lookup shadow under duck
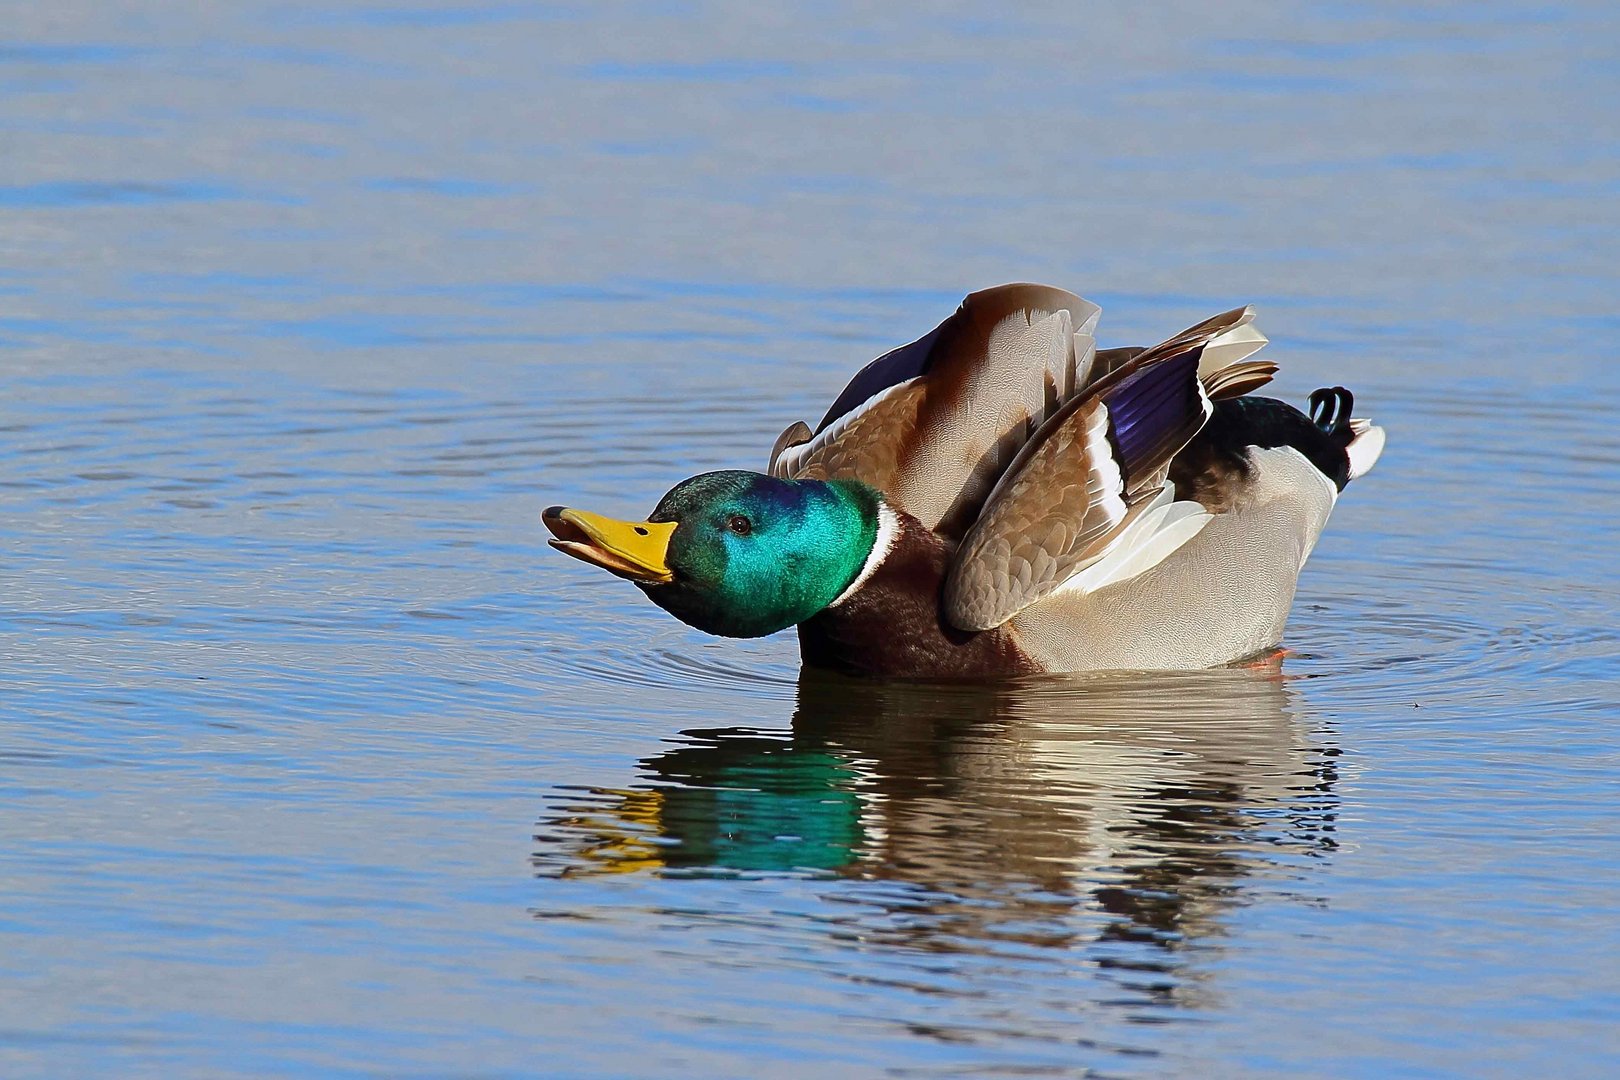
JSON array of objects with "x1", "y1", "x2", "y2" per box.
[{"x1": 544, "y1": 284, "x2": 1385, "y2": 677}]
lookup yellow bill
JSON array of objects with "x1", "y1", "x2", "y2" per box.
[{"x1": 542, "y1": 506, "x2": 676, "y2": 584}]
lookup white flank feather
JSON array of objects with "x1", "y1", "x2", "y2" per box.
[
  {"x1": 1093, "y1": 502, "x2": 1213, "y2": 587},
  {"x1": 1054, "y1": 484, "x2": 1213, "y2": 598}
]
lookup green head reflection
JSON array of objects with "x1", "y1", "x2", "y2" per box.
[{"x1": 550, "y1": 732, "x2": 867, "y2": 877}]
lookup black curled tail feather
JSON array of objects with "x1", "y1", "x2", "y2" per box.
[{"x1": 1308, "y1": 386, "x2": 1355, "y2": 443}]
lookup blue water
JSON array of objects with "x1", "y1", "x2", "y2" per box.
[{"x1": 2, "y1": 2, "x2": 1618, "y2": 1076}]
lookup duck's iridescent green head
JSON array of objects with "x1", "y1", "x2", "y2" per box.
[{"x1": 543, "y1": 471, "x2": 880, "y2": 638}]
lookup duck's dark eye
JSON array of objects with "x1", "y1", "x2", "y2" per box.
[{"x1": 726, "y1": 514, "x2": 752, "y2": 536}]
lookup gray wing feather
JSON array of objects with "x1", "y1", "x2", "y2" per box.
[{"x1": 944, "y1": 314, "x2": 1242, "y2": 632}]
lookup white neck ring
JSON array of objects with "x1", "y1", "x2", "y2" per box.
[{"x1": 828, "y1": 502, "x2": 899, "y2": 608}]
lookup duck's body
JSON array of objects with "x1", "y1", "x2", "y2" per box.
[
  {"x1": 795, "y1": 417, "x2": 1341, "y2": 679},
  {"x1": 545, "y1": 284, "x2": 1385, "y2": 678}
]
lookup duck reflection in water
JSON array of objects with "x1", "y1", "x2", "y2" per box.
[{"x1": 537, "y1": 660, "x2": 1339, "y2": 999}]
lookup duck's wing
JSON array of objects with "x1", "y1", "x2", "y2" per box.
[
  {"x1": 769, "y1": 284, "x2": 1101, "y2": 540},
  {"x1": 943, "y1": 309, "x2": 1261, "y2": 632},
  {"x1": 1089, "y1": 307, "x2": 1276, "y2": 399}
]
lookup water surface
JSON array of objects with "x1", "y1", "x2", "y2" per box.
[{"x1": 2, "y1": 2, "x2": 1618, "y2": 1076}]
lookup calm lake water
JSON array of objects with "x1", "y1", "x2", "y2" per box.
[{"x1": 3, "y1": 2, "x2": 1618, "y2": 1077}]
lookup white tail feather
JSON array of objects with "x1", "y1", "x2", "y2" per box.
[{"x1": 1346, "y1": 424, "x2": 1386, "y2": 480}]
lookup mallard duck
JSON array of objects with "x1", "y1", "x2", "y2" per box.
[{"x1": 544, "y1": 284, "x2": 1385, "y2": 677}]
